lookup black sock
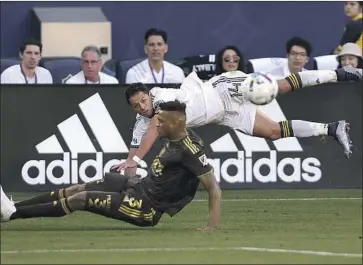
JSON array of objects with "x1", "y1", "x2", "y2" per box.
[
  {"x1": 15, "y1": 189, "x2": 66, "y2": 207},
  {"x1": 10, "y1": 198, "x2": 72, "y2": 220},
  {"x1": 284, "y1": 73, "x2": 303, "y2": 91},
  {"x1": 278, "y1": 121, "x2": 295, "y2": 138}
]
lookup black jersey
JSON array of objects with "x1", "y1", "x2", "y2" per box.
[{"x1": 141, "y1": 129, "x2": 212, "y2": 216}]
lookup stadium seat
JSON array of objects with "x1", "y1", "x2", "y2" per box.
[
  {"x1": 175, "y1": 54, "x2": 216, "y2": 81},
  {"x1": 1, "y1": 58, "x2": 21, "y2": 74},
  {"x1": 41, "y1": 57, "x2": 81, "y2": 84},
  {"x1": 246, "y1": 57, "x2": 287, "y2": 74},
  {"x1": 313, "y1": 55, "x2": 339, "y2": 70},
  {"x1": 103, "y1": 59, "x2": 119, "y2": 76},
  {"x1": 117, "y1": 58, "x2": 144, "y2": 84}
]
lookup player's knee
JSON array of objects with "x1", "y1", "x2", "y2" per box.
[
  {"x1": 65, "y1": 184, "x2": 86, "y2": 197},
  {"x1": 67, "y1": 191, "x2": 88, "y2": 211}
]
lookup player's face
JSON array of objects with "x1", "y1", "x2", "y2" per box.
[
  {"x1": 81, "y1": 51, "x2": 102, "y2": 80},
  {"x1": 145, "y1": 35, "x2": 168, "y2": 62},
  {"x1": 287, "y1": 46, "x2": 308, "y2": 71},
  {"x1": 340, "y1": 55, "x2": 359, "y2": 67},
  {"x1": 155, "y1": 111, "x2": 175, "y2": 137},
  {"x1": 344, "y1": 1, "x2": 362, "y2": 18},
  {"x1": 20, "y1": 45, "x2": 41, "y2": 70},
  {"x1": 129, "y1": 91, "x2": 153, "y2": 117},
  {"x1": 222, "y1": 49, "x2": 240, "y2": 72}
]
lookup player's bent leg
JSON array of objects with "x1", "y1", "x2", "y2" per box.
[
  {"x1": 84, "y1": 173, "x2": 137, "y2": 193},
  {"x1": 82, "y1": 190, "x2": 162, "y2": 227},
  {"x1": 14, "y1": 186, "x2": 75, "y2": 208},
  {"x1": 252, "y1": 109, "x2": 281, "y2": 140},
  {"x1": 14, "y1": 173, "x2": 133, "y2": 208}
]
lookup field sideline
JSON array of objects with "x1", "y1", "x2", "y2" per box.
[{"x1": 1, "y1": 189, "x2": 362, "y2": 264}]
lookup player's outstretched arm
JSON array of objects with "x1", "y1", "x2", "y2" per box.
[
  {"x1": 132, "y1": 116, "x2": 159, "y2": 161},
  {"x1": 198, "y1": 170, "x2": 221, "y2": 231},
  {"x1": 277, "y1": 67, "x2": 362, "y2": 94},
  {"x1": 114, "y1": 116, "x2": 159, "y2": 173}
]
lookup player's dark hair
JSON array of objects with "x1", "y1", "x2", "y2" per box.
[
  {"x1": 158, "y1": 100, "x2": 186, "y2": 114},
  {"x1": 144, "y1": 28, "x2": 168, "y2": 44},
  {"x1": 19, "y1": 38, "x2": 43, "y2": 54},
  {"x1": 215, "y1": 45, "x2": 245, "y2": 75},
  {"x1": 358, "y1": 1, "x2": 363, "y2": 7},
  {"x1": 286, "y1": 37, "x2": 312, "y2": 56},
  {"x1": 125, "y1": 83, "x2": 150, "y2": 105}
]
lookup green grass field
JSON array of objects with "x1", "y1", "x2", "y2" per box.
[{"x1": 1, "y1": 189, "x2": 362, "y2": 264}]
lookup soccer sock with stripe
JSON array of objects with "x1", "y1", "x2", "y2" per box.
[
  {"x1": 10, "y1": 198, "x2": 73, "y2": 220},
  {"x1": 285, "y1": 70, "x2": 337, "y2": 91},
  {"x1": 14, "y1": 188, "x2": 66, "y2": 207},
  {"x1": 279, "y1": 120, "x2": 337, "y2": 138}
]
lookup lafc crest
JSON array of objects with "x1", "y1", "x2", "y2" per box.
[{"x1": 198, "y1": 154, "x2": 209, "y2": 166}]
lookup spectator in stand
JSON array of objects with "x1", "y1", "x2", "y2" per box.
[
  {"x1": 337, "y1": 42, "x2": 363, "y2": 68},
  {"x1": 65, "y1": 45, "x2": 118, "y2": 84},
  {"x1": 1, "y1": 38, "x2": 53, "y2": 84},
  {"x1": 334, "y1": 1, "x2": 362, "y2": 54},
  {"x1": 270, "y1": 37, "x2": 311, "y2": 78},
  {"x1": 125, "y1": 28, "x2": 185, "y2": 84},
  {"x1": 215, "y1": 45, "x2": 245, "y2": 75}
]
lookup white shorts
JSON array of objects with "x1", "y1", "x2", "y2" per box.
[
  {"x1": 217, "y1": 100, "x2": 257, "y2": 135},
  {"x1": 181, "y1": 72, "x2": 225, "y2": 128}
]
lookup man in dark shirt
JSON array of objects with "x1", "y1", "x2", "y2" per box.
[{"x1": 1, "y1": 101, "x2": 221, "y2": 231}]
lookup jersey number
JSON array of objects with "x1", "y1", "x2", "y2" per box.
[{"x1": 151, "y1": 157, "x2": 164, "y2": 177}]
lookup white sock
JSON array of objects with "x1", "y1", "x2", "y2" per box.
[
  {"x1": 298, "y1": 70, "x2": 337, "y2": 87},
  {"x1": 291, "y1": 120, "x2": 328, "y2": 137}
]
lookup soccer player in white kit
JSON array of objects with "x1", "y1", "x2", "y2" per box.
[{"x1": 114, "y1": 67, "x2": 362, "y2": 175}]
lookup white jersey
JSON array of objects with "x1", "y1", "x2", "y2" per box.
[
  {"x1": 207, "y1": 71, "x2": 258, "y2": 135},
  {"x1": 125, "y1": 59, "x2": 185, "y2": 84},
  {"x1": 130, "y1": 71, "x2": 225, "y2": 148},
  {"x1": 207, "y1": 71, "x2": 249, "y2": 114},
  {"x1": 1, "y1": 65, "x2": 53, "y2": 84},
  {"x1": 65, "y1": 71, "x2": 119, "y2": 84}
]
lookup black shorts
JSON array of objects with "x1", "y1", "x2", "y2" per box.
[{"x1": 84, "y1": 173, "x2": 163, "y2": 227}]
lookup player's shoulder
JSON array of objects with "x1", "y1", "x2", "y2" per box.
[{"x1": 181, "y1": 129, "x2": 205, "y2": 155}]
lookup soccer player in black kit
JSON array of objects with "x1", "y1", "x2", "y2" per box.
[{"x1": 1, "y1": 101, "x2": 221, "y2": 231}]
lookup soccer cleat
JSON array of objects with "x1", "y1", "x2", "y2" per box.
[
  {"x1": 329, "y1": 121, "x2": 353, "y2": 159},
  {"x1": 335, "y1": 67, "x2": 362, "y2": 82},
  {"x1": 0, "y1": 185, "x2": 16, "y2": 222}
]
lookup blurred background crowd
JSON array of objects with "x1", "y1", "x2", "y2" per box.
[{"x1": 0, "y1": 1, "x2": 362, "y2": 85}]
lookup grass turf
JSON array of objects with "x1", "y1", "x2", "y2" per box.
[{"x1": 1, "y1": 189, "x2": 362, "y2": 264}]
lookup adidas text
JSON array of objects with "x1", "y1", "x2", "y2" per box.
[
  {"x1": 208, "y1": 151, "x2": 322, "y2": 183},
  {"x1": 21, "y1": 152, "x2": 148, "y2": 185}
]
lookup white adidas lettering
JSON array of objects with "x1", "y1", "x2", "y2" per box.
[
  {"x1": 22, "y1": 93, "x2": 149, "y2": 185},
  {"x1": 209, "y1": 100, "x2": 322, "y2": 184}
]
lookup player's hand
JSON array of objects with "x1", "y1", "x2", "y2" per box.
[
  {"x1": 196, "y1": 226, "x2": 218, "y2": 232},
  {"x1": 112, "y1": 159, "x2": 137, "y2": 172}
]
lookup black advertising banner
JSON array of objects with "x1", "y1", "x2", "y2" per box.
[{"x1": 0, "y1": 83, "x2": 362, "y2": 191}]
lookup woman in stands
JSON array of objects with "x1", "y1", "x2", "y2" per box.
[
  {"x1": 215, "y1": 45, "x2": 245, "y2": 75},
  {"x1": 334, "y1": 1, "x2": 362, "y2": 54},
  {"x1": 337, "y1": 43, "x2": 363, "y2": 68}
]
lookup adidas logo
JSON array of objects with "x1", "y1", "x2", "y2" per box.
[
  {"x1": 21, "y1": 93, "x2": 148, "y2": 186},
  {"x1": 206, "y1": 100, "x2": 322, "y2": 184}
]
